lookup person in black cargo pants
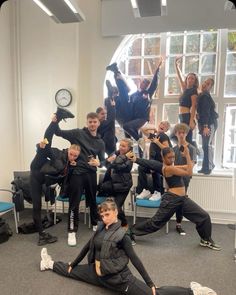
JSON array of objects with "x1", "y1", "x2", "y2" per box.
[{"x1": 53, "y1": 111, "x2": 105, "y2": 246}]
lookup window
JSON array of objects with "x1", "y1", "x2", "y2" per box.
[
  {"x1": 166, "y1": 31, "x2": 218, "y2": 95},
  {"x1": 225, "y1": 31, "x2": 236, "y2": 97},
  {"x1": 106, "y1": 29, "x2": 236, "y2": 169}
]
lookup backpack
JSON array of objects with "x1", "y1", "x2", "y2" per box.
[{"x1": 0, "y1": 218, "x2": 13, "y2": 244}]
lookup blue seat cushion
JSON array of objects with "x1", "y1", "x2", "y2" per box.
[
  {"x1": 136, "y1": 198, "x2": 161, "y2": 208},
  {"x1": 56, "y1": 195, "x2": 69, "y2": 202},
  {"x1": 56, "y1": 194, "x2": 86, "y2": 203},
  {"x1": 96, "y1": 195, "x2": 107, "y2": 204},
  {"x1": 0, "y1": 202, "x2": 14, "y2": 213}
]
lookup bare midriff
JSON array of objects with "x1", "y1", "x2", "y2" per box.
[
  {"x1": 179, "y1": 106, "x2": 190, "y2": 114},
  {"x1": 168, "y1": 187, "x2": 186, "y2": 196}
]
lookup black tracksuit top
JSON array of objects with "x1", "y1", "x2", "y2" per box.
[{"x1": 55, "y1": 126, "x2": 105, "y2": 174}]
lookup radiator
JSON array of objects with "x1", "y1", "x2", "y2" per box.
[
  {"x1": 130, "y1": 173, "x2": 236, "y2": 224},
  {"x1": 37, "y1": 173, "x2": 236, "y2": 224}
]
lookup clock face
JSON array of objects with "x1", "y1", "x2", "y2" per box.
[{"x1": 55, "y1": 89, "x2": 72, "y2": 107}]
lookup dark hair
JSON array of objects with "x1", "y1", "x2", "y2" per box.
[
  {"x1": 96, "y1": 107, "x2": 104, "y2": 114},
  {"x1": 98, "y1": 198, "x2": 117, "y2": 213},
  {"x1": 207, "y1": 78, "x2": 215, "y2": 88},
  {"x1": 185, "y1": 72, "x2": 199, "y2": 89},
  {"x1": 87, "y1": 112, "x2": 99, "y2": 120},
  {"x1": 161, "y1": 147, "x2": 174, "y2": 158}
]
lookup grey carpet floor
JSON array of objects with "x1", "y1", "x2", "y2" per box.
[{"x1": 0, "y1": 209, "x2": 235, "y2": 295}]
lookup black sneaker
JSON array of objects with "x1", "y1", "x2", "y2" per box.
[
  {"x1": 106, "y1": 62, "x2": 119, "y2": 73},
  {"x1": 56, "y1": 107, "x2": 75, "y2": 122},
  {"x1": 200, "y1": 238, "x2": 221, "y2": 251},
  {"x1": 38, "y1": 232, "x2": 58, "y2": 246},
  {"x1": 176, "y1": 225, "x2": 186, "y2": 236},
  {"x1": 198, "y1": 169, "x2": 212, "y2": 175},
  {"x1": 127, "y1": 228, "x2": 136, "y2": 246}
]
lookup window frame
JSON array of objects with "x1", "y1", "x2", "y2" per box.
[{"x1": 105, "y1": 29, "x2": 236, "y2": 169}]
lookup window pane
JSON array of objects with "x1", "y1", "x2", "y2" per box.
[
  {"x1": 186, "y1": 34, "x2": 200, "y2": 53},
  {"x1": 185, "y1": 56, "x2": 199, "y2": 74},
  {"x1": 167, "y1": 77, "x2": 181, "y2": 95},
  {"x1": 168, "y1": 56, "x2": 182, "y2": 75},
  {"x1": 202, "y1": 33, "x2": 217, "y2": 52},
  {"x1": 226, "y1": 53, "x2": 236, "y2": 72},
  {"x1": 169, "y1": 35, "x2": 184, "y2": 54},
  {"x1": 225, "y1": 74, "x2": 236, "y2": 96},
  {"x1": 144, "y1": 37, "x2": 160, "y2": 55},
  {"x1": 128, "y1": 38, "x2": 142, "y2": 56},
  {"x1": 228, "y1": 32, "x2": 236, "y2": 51},
  {"x1": 144, "y1": 58, "x2": 160, "y2": 75},
  {"x1": 200, "y1": 54, "x2": 216, "y2": 73},
  {"x1": 223, "y1": 105, "x2": 236, "y2": 167},
  {"x1": 118, "y1": 60, "x2": 125, "y2": 74},
  {"x1": 163, "y1": 104, "x2": 179, "y2": 125},
  {"x1": 128, "y1": 59, "x2": 141, "y2": 75}
]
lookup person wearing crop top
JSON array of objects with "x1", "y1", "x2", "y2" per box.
[
  {"x1": 39, "y1": 198, "x2": 217, "y2": 295},
  {"x1": 126, "y1": 147, "x2": 221, "y2": 251},
  {"x1": 175, "y1": 56, "x2": 199, "y2": 145}
]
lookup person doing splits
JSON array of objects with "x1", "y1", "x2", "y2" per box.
[
  {"x1": 126, "y1": 147, "x2": 221, "y2": 251},
  {"x1": 39, "y1": 199, "x2": 217, "y2": 295}
]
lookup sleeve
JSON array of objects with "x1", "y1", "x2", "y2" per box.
[
  {"x1": 159, "y1": 133, "x2": 169, "y2": 144},
  {"x1": 97, "y1": 141, "x2": 106, "y2": 167},
  {"x1": 70, "y1": 240, "x2": 90, "y2": 268},
  {"x1": 55, "y1": 125, "x2": 80, "y2": 144},
  {"x1": 121, "y1": 235, "x2": 155, "y2": 288},
  {"x1": 199, "y1": 94, "x2": 211, "y2": 126},
  {"x1": 136, "y1": 158, "x2": 163, "y2": 174},
  {"x1": 147, "y1": 69, "x2": 159, "y2": 99},
  {"x1": 149, "y1": 143, "x2": 158, "y2": 160},
  {"x1": 110, "y1": 155, "x2": 132, "y2": 172},
  {"x1": 106, "y1": 102, "x2": 116, "y2": 122}
]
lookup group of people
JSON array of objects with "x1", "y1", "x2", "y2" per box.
[{"x1": 27, "y1": 59, "x2": 220, "y2": 294}]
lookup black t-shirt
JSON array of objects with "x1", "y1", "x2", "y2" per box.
[
  {"x1": 179, "y1": 87, "x2": 198, "y2": 108},
  {"x1": 149, "y1": 133, "x2": 172, "y2": 162}
]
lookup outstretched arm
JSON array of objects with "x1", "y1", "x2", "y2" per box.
[
  {"x1": 69, "y1": 240, "x2": 90, "y2": 269},
  {"x1": 148, "y1": 57, "x2": 163, "y2": 98},
  {"x1": 122, "y1": 235, "x2": 156, "y2": 288},
  {"x1": 164, "y1": 146, "x2": 193, "y2": 177},
  {"x1": 126, "y1": 151, "x2": 163, "y2": 174},
  {"x1": 52, "y1": 115, "x2": 79, "y2": 144},
  {"x1": 175, "y1": 56, "x2": 186, "y2": 91}
]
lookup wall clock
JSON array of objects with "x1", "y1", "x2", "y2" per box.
[{"x1": 55, "y1": 89, "x2": 72, "y2": 107}]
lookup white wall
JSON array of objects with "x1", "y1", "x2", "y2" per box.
[
  {"x1": 0, "y1": 2, "x2": 17, "y2": 194},
  {"x1": 12, "y1": 0, "x2": 122, "y2": 172},
  {"x1": 102, "y1": 0, "x2": 236, "y2": 36}
]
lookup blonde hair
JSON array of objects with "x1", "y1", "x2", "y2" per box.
[
  {"x1": 120, "y1": 138, "x2": 133, "y2": 151},
  {"x1": 173, "y1": 123, "x2": 190, "y2": 134},
  {"x1": 98, "y1": 198, "x2": 117, "y2": 213},
  {"x1": 160, "y1": 120, "x2": 171, "y2": 131},
  {"x1": 69, "y1": 144, "x2": 81, "y2": 151}
]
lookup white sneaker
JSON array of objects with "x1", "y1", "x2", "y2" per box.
[
  {"x1": 92, "y1": 225, "x2": 97, "y2": 232},
  {"x1": 149, "y1": 191, "x2": 161, "y2": 201},
  {"x1": 68, "y1": 232, "x2": 76, "y2": 246},
  {"x1": 136, "y1": 189, "x2": 151, "y2": 199},
  {"x1": 190, "y1": 282, "x2": 217, "y2": 295},
  {"x1": 40, "y1": 248, "x2": 53, "y2": 271}
]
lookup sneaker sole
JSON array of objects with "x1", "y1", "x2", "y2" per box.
[
  {"x1": 199, "y1": 242, "x2": 221, "y2": 251},
  {"x1": 38, "y1": 238, "x2": 58, "y2": 246}
]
